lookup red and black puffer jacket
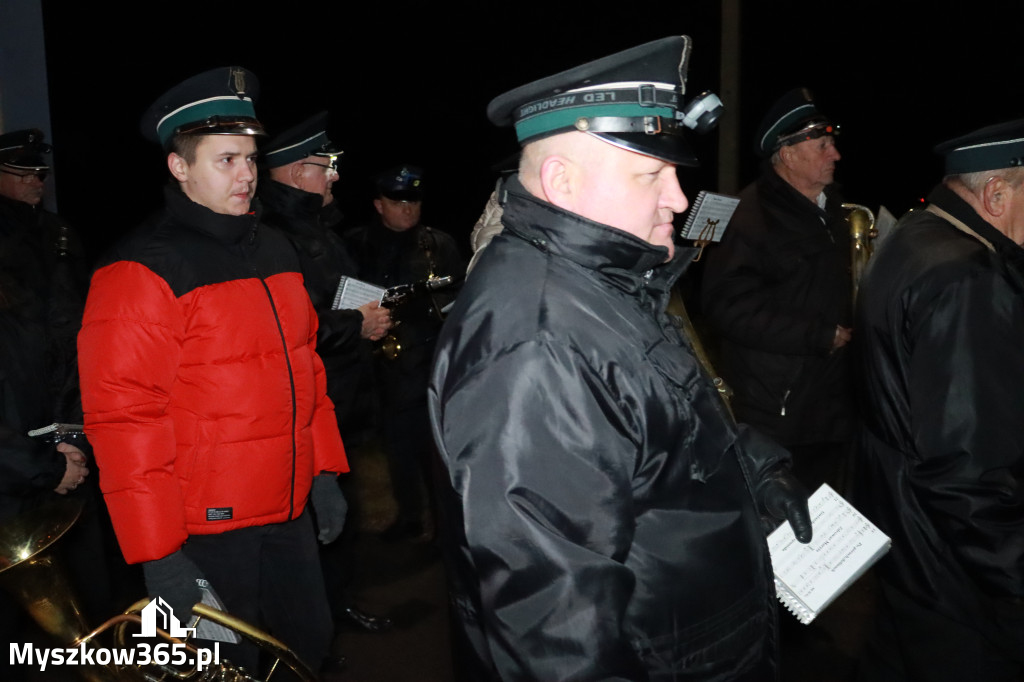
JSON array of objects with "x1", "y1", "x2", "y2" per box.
[{"x1": 79, "y1": 186, "x2": 347, "y2": 564}]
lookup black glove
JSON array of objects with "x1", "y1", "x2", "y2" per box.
[
  {"x1": 142, "y1": 549, "x2": 204, "y2": 624},
  {"x1": 756, "y1": 465, "x2": 813, "y2": 543},
  {"x1": 311, "y1": 473, "x2": 348, "y2": 544}
]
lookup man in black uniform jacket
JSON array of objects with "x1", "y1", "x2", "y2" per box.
[
  {"x1": 428, "y1": 36, "x2": 812, "y2": 681},
  {"x1": 855, "y1": 119, "x2": 1024, "y2": 681},
  {"x1": 345, "y1": 165, "x2": 463, "y2": 542},
  {"x1": 259, "y1": 112, "x2": 392, "y2": 635},
  {"x1": 701, "y1": 88, "x2": 854, "y2": 492},
  {"x1": 0, "y1": 128, "x2": 101, "y2": 682}
]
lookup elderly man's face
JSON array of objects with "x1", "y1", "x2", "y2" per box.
[
  {"x1": 785, "y1": 135, "x2": 841, "y2": 193},
  {"x1": 169, "y1": 135, "x2": 258, "y2": 216},
  {"x1": 998, "y1": 176, "x2": 1024, "y2": 246},
  {"x1": 568, "y1": 140, "x2": 689, "y2": 260},
  {"x1": 0, "y1": 167, "x2": 45, "y2": 206},
  {"x1": 295, "y1": 155, "x2": 339, "y2": 207}
]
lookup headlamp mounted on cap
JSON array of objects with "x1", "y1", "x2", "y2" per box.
[
  {"x1": 775, "y1": 118, "x2": 839, "y2": 149},
  {"x1": 755, "y1": 88, "x2": 839, "y2": 158},
  {"x1": 680, "y1": 91, "x2": 724, "y2": 134},
  {"x1": 564, "y1": 87, "x2": 723, "y2": 138},
  {"x1": 488, "y1": 36, "x2": 721, "y2": 167}
]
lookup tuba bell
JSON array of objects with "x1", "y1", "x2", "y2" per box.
[
  {"x1": 842, "y1": 203, "x2": 878, "y2": 303},
  {"x1": 0, "y1": 499, "x2": 316, "y2": 681}
]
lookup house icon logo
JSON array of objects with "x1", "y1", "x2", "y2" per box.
[{"x1": 134, "y1": 597, "x2": 196, "y2": 638}]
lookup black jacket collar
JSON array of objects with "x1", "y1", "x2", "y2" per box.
[
  {"x1": 259, "y1": 180, "x2": 321, "y2": 222},
  {"x1": 0, "y1": 193, "x2": 39, "y2": 232},
  {"x1": 928, "y1": 183, "x2": 1024, "y2": 260},
  {"x1": 760, "y1": 162, "x2": 836, "y2": 219},
  {"x1": 164, "y1": 184, "x2": 260, "y2": 246},
  {"x1": 500, "y1": 175, "x2": 691, "y2": 297},
  {"x1": 258, "y1": 180, "x2": 345, "y2": 238}
]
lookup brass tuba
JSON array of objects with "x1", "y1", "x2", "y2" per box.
[
  {"x1": 0, "y1": 499, "x2": 316, "y2": 681},
  {"x1": 842, "y1": 203, "x2": 878, "y2": 303}
]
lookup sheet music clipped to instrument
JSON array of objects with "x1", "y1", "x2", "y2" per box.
[{"x1": 679, "y1": 190, "x2": 740, "y2": 243}]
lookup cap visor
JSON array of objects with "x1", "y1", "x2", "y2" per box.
[{"x1": 594, "y1": 132, "x2": 699, "y2": 167}]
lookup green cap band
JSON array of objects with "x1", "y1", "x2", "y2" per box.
[
  {"x1": 515, "y1": 102, "x2": 676, "y2": 143},
  {"x1": 157, "y1": 96, "x2": 257, "y2": 146}
]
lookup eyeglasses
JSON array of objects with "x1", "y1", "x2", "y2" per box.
[
  {"x1": 0, "y1": 168, "x2": 47, "y2": 183},
  {"x1": 301, "y1": 161, "x2": 338, "y2": 177}
]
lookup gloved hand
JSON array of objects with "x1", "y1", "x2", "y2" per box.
[
  {"x1": 142, "y1": 549, "x2": 204, "y2": 624},
  {"x1": 756, "y1": 465, "x2": 813, "y2": 543},
  {"x1": 311, "y1": 473, "x2": 348, "y2": 544}
]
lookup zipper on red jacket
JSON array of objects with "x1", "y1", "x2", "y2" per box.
[
  {"x1": 244, "y1": 222, "x2": 300, "y2": 519},
  {"x1": 260, "y1": 277, "x2": 299, "y2": 520}
]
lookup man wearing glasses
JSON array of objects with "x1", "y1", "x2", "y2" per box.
[
  {"x1": 0, "y1": 129, "x2": 49, "y2": 207},
  {"x1": 0, "y1": 128, "x2": 90, "y2": 419},
  {"x1": 259, "y1": 112, "x2": 393, "y2": 638},
  {"x1": 0, "y1": 129, "x2": 99, "y2": 675},
  {"x1": 261, "y1": 111, "x2": 391, "y2": 350},
  {"x1": 0, "y1": 129, "x2": 88, "y2": 282}
]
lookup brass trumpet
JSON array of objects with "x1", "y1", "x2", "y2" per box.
[
  {"x1": 0, "y1": 500, "x2": 316, "y2": 681},
  {"x1": 376, "y1": 275, "x2": 455, "y2": 361},
  {"x1": 378, "y1": 333, "x2": 402, "y2": 361}
]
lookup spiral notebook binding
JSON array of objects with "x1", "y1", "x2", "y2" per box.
[{"x1": 774, "y1": 577, "x2": 815, "y2": 625}]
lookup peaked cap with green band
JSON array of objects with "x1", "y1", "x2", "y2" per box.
[
  {"x1": 487, "y1": 36, "x2": 699, "y2": 167},
  {"x1": 755, "y1": 87, "x2": 836, "y2": 158},
  {"x1": 141, "y1": 66, "x2": 265, "y2": 148},
  {"x1": 935, "y1": 118, "x2": 1024, "y2": 175},
  {"x1": 264, "y1": 111, "x2": 342, "y2": 168}
]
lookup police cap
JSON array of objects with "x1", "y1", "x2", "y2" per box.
[{"x1": 376, "y1": 165, "x2": 424, "y2": 201}]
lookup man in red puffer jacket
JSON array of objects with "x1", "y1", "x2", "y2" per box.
[{"x1": 78, "y1": 66, "x2": 348, "y2": 675}]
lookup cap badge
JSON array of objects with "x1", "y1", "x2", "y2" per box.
[{"x1": 230, "y1": 67, "x2": 247, "y2": 98}]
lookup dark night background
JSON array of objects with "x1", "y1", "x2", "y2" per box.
[{"x1": 37, "y1": 1, "x2": 1024, "y2": 261}]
